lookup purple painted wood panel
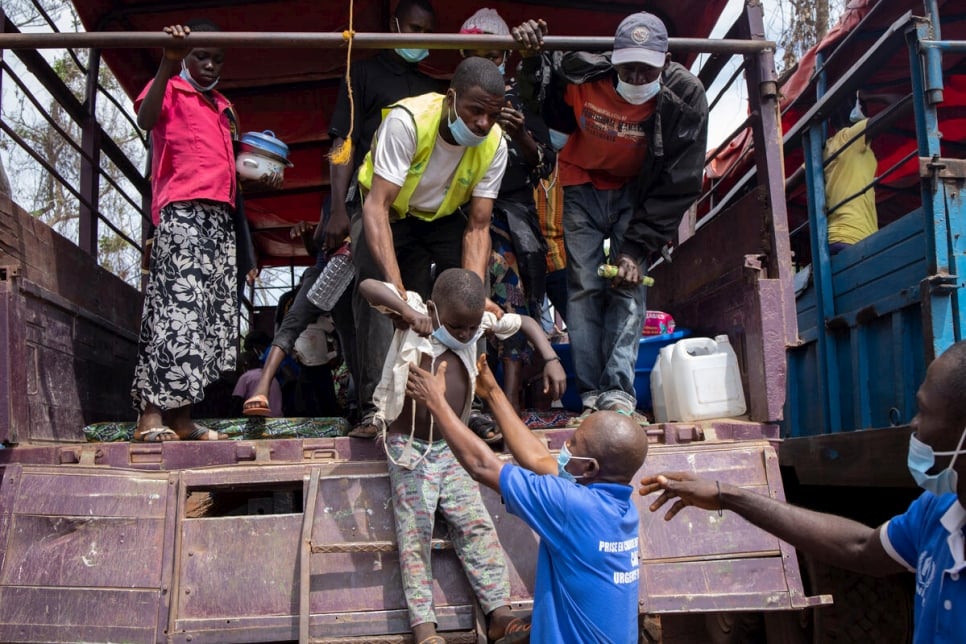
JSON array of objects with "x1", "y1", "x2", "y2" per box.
[
  {"x1": 0, "y1": 587, "x2": 160, "y2": 644},
  {"x1": 644, "y1": 558, "x2": 793, "y2": 613},
  {"x1": 11, "y1": 469, "x2": 168, "y2": 517},
  {"x1": 2, "y1": 515, "x2": 165, "y2": 587}
]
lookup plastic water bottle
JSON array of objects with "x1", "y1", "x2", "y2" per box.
[
  {"x1": 307, "y1": 243, "x2": 354, "y2": 311},
  {"x1": 597, "y1": 264, "x2": 655, "y2": 286}
]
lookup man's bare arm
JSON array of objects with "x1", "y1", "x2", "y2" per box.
[
  {"x1": 641, "y1": 473, "x2": 908, "y2": 577},
  {"x1": 361, "y1": 175, "x2": 405, "y2": 293}
]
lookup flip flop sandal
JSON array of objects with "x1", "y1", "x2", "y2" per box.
[
  {"x1": 468, "y1": 411, "x2": 502, "y2": 444},
  {"x1": 495, "y1": 616, "x2": 532, "y2": 644},
  {"x1": 416, "y1": 637, "x2": 446, "y2": 644},
  {"x1": 347, "y1": 422, "x2": 379, "y2": 439},
  {"x1": 186, "y1": 425, "x2": 228, "y2": 441},
  {"x1": 133, "y1": 427, "x2": 179, "y2": 442},
  {"x1": 242, "y1": 394, "x2": 272, "y2": 417}
]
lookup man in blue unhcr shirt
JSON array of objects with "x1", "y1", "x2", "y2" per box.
[
  {"x1": 406, "y1": 355, "x2": 648, "y2": 643},
  {"x1": 642, "y1": 340, "x2": 966, "y2": 644}
]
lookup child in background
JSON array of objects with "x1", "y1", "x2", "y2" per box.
[
  {"x1": 131, "y1": 21, "x2": 238, "y2": 442},
  {"x1": 358, "y1": 268, "x2": 566, "y2": 644}
]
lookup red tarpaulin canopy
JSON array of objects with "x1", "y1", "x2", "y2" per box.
[{"x1": 70, "y1": 0, "x2": 729, "y2": 266}]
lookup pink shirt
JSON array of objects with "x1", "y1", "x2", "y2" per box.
[{"x1": 135, "y1": 76, "x2": 237, "y2": 225}]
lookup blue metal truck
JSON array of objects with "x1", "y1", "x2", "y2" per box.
[{"x1": 1, "y1": 0, "x2": 962, "y2": 641}]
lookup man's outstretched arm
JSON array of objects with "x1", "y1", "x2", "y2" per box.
[{"x1": 640, "y1": 472, "x2": 907, "y2": 577}]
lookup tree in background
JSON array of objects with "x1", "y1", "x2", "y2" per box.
[
  {"x1": 1, "y1": 0, "x2": 146, "y2": 285},
  {"x1": 777, "y1": 0, "x2": 846, "y2": 74}
]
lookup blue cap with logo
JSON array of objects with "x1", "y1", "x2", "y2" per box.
[{"x1": 611, "y1": 12, "x2": 669, "y2": 68}]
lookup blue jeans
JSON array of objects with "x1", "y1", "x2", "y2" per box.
[{"x1": 563, "y1": 183, "x2": 646, "y2": 410}]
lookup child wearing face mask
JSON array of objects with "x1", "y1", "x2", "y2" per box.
[
  {"x1": 357, "y1": 268, "x2": 565, "y2": 644},
  {"x1": 130, "y1": 20, "x2": 240, "y2": 443}
]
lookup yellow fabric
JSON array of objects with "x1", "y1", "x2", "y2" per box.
[
  {"x1": 535, "y1": 166, "x2": 566, "y2": 272},
  {"x1": 824, "y1": 119, "x2": 878, "y2": 245},
  {"x1": 356, "y1": 93, "x2": 502, "y2": 221}
]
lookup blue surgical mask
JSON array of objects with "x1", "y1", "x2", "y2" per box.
[
  {"x1": 616, "y1": 78, "x2": 660, "y2": 105},
  {"x1": 497, "y1": 60, "x2": 506, "y2": 76},
  {"x1": 907, "y1": 428, "x2": 966, "y2": 496},
  {"x1": 393, "y1": 18, "x2": 429, "y2": 63},
  {"x1": 447, "y1": 92, "x2": 488, "y2": 147},
  {"x1": 180, "y1": 61, "x2": 219, "y2": 92},
  {"x1": 556, "y1": 442, "x2": 598, "y2": 483},
  {"x1": 395, "y1": 47, "x2": 429, "y2": 63},
  {"x1": 548, "y1": 128, "x2": 570, "y2": 151},
  {"x1": 431, "y1": 307, "x2": 483, "y2": 351},
  {"x1": 849, "y1": 96, "x2": 866, "y2": 124}
]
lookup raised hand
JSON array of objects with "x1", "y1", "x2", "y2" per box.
[
  {"x1": 511, "y1": 19, "x2": 548, "y2": 57},
  {"x1": 639, "y1": 472, "x2": 723, "y2": 521}
]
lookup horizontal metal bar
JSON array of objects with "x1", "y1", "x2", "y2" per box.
[
  {"x1": 920, "y1": 39, "x2": 966, "y2": 53},
  {"x1": 0, "y1": 32, "x2": 775, "y2": 54}
]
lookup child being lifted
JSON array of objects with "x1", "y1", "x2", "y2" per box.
[{"x1": 358, "y1": 268, "x2": 566, "y2": 644}]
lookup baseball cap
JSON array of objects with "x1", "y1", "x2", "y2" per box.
[
  {"x1": 459, "y1": 8, "x2": 510, "y2": 36},
  {"x1": 611, "y1": 12, "x2": 668, "y2": 68}
]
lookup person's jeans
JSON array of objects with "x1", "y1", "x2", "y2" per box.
[
  {"x1": 350, "y1": 206, "x2": 466, "y2": 422},
  {"x1": 563, "y1": 183, "x2": 647, "y2": 410},
  {"x1": 272, "y1": 265, "x2": 324, "y2": 353}
]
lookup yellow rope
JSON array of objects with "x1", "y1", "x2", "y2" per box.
[{"x1": 328, "y1": 0, "x2": 356, "y2": 165}]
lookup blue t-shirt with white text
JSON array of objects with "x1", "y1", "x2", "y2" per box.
[{"x1": 500, "y1": 464, "x2": 640, "y2": 643}]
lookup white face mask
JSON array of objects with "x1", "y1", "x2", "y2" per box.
[
  {"x1": 616, "y1": 78, "x2": 660, "y2": 105},
  {"x1": 180, "y1": 60, "x2": 219, "y2": 92},
  {"x1": 431, "y1": 306, "x2": 483, "y2": 351},
  {"x1": 908, "y1": 427, "x2": 966, "y2": 496}
]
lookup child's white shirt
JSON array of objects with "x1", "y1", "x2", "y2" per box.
[{"x1": 370, "y1": 283, "x2": 522, "y2": 433}]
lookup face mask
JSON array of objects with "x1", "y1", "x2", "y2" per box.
[
  {"x1": 180, "y1": 60, "x2": 219, "y2": 92},
  {"x1": 431, "y1": 307, "x2": 483, "y2": 352},
  {"x1": 447, "y1": 92, "x2": 488, "y2": 147},
  {"x1": 907, "y1": 427, "x2": 966, "y2": 496},
  {"x1": 849, "y1": 96, "x2": 866, "y2": 124},
  {"x1": 556, "y1": 442, "x2": 598, "y2": 483},
  {"x1": 616, "y1": 78, "x2": 660, "y2": 105},
  {"x1": 393, "y1": 18, "x2": 429, "y2": 63},
  {"x1": 548, "y1": 128, "x2": 570, "y2": 151},
  {"x1": 497, "y1": 61, "x2": 506, "y2": 76},
  {"x1": 395, "y1": 47, "x2": 429, "y2": 63}
]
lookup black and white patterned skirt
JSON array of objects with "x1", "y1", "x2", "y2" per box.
[{"x1": 131, "y1": 200, "x2": 237, "y2": 411}]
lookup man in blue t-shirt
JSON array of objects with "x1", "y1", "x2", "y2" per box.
[
  {"x1": 641, "y1": 340, "x2": 966, "y2": 644},
  {"x1": 406, "y1": 356, "x2": 648, "y2": 643}
]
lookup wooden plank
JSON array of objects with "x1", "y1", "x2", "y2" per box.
[
  {"x1": 0, "y1": 587, "x2": 159, "y2": 644},
  {"x1": 13, "y1": 470, "x2": 169, "y2": 517},
  {"x1": 643, "y1": 558, "x2": 793, "y2": 613},
  {"x1": 1, "y1": 515, "x2": 166, "y2": 587}
]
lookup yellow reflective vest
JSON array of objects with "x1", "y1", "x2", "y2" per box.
[{"x1": 356, "y1": 92, "x2": 502, "y2": 221}]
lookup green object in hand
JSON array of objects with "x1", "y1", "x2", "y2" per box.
[{"x1": 597, "y1": 264, "x2": 655, "y2": 286}]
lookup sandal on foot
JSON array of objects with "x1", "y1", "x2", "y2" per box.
[
  {"x1": 185, "y1": 425, "x2": 228, "y2": 441},
  {"x1": 468, "y1": 411, "x2": 502, "y2": 444},
  {"x1": 495, "y1": 616, "x2": 532, "y2": 644},
  {"x1": 614, "y1": 407, "x2": 651, "y2": 426},
  {"x1": 348, "y1": 421, "x2": 379, "y2": 439},
  {"x1": 133, "y1": 427, "x2": 179, "y2": 442},
  {"x1": 242, "y1": 394, "x2": 272, "y2": 417}
]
